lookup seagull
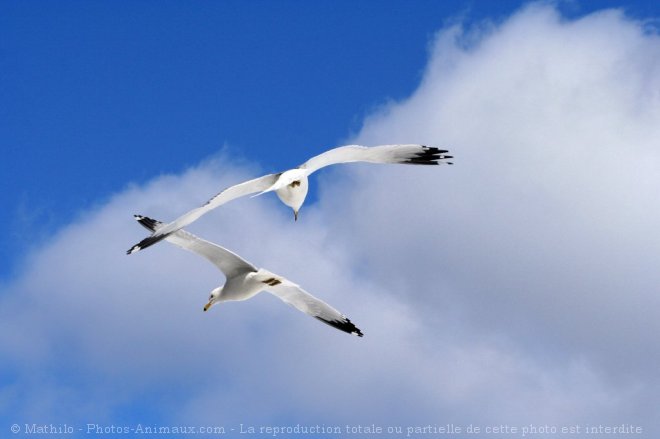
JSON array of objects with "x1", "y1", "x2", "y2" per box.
[
  {"x1": 128, "y1": 144, "x2": 452, "y2": 254},
  {"x1": 134, "y1": 214, "x2": 364, "y2": 337}
]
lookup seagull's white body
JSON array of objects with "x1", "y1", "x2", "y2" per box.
[
  {"x1": 260, "y1": 168, "x2": 310, "y2": 216},
  {"x1": 134, "y1": 215, "x2": 363, "y2": 337},
  {"x1": 128, "y1": 143, "x2": 452, "y2": 254}
]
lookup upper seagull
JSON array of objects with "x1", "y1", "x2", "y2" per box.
[
  {"x1": 134, "y1": 214, "x2": 363, "y2": 337},
  {"x1": 128, "y1": 143, "x2": 452, "y2": 254}
]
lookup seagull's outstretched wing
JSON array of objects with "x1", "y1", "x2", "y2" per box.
[
  {"x1": 299, "y1": 144, "x2": 453, "y2": 174},
  {"x1": 265, "y1": 276, "x2": 364, "y2": 337},
  {"x1": 135, "y1": 215, "x2": 256, "y2": 278},
  {"x1": 127, "y1": 173, "x2": 281, "y2": 255}
]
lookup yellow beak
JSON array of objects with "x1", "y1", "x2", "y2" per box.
[{"x1": 203, "y1": 301, "x2": 213, "y2": 312}]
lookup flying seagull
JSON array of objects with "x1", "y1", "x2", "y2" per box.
[
  {"x1": 134, "y1": 214, "x2": 364, "y2": 337},
  {"x1": 128, "y1": 143, "x2": 452, "y2": 254}
]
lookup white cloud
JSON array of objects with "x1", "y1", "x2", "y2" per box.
[
  {"x1": 2, "y1": 3, "x2": 659, "y2": 436},
  {"x1": 347, "y1": 3, "x2": 660, "y2": 372}
]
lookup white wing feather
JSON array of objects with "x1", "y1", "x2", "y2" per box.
[
  {"x1": 127, "y1": 173, "x2": 280, "y2": 254},
  {"x1": 157, "y1": 173, "x2": 280, "y2": 236},
  {"x1": 266, "y1": 278, "x2": 363, "y2": 336},
  {"x1": 135, "y1": 215, "x2": 256, "y2": 278},
  {"x1": 299, "y1": 143, "x2": 447, "y2": 174}
]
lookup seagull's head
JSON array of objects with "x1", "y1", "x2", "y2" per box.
[
  {"x1": 203, "y1": 286, "x2": 223, "y2": 312},
  {"x1": 289, "y1": 193, "x2": 306, "y2": 221}
]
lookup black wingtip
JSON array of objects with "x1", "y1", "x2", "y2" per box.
[
  {"x1": 126, "y1": 233, "x2": 169, "y2": 255},
  {"x1": 133, "y1": 214, "x2": 160, "y2": 232},
  {"x1": 315, "y1": 316, "x2": 364, "y2": 337},
  {"x1": 402, "y1": 146, "x2": 453, "y2": 165},
  {"x1": 127, "y1": 215, "x2": 168, "y2": 255}
]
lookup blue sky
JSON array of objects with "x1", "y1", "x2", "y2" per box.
[
  {"x1": 2, "y1": 1, "x2": 660, "y2": 437},
  {"x1": 3, "y1": 0, "x2": 657, "y2": 278},
  {"x1": 3, "y1": 0, "x2": 488, "y2": 276}
]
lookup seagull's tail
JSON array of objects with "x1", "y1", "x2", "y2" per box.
[
  {"x1": 401, "y1": 145, "x2": 453, "y2": 165},
  {"x1": 126, "y1": 215, "x2": 170, "y2": 255}
]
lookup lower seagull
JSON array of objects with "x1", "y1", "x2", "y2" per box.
[{"x1": 134, "y1": 215, "x2": 363, "y2": 337}]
